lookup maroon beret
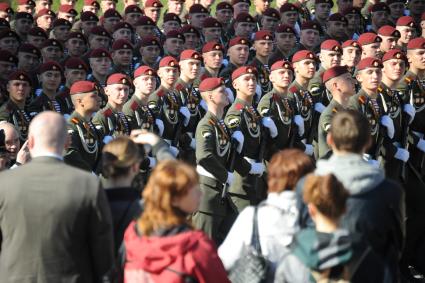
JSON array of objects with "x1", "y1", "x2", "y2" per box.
[
  {"x1": 321, "y1": 39, "x2": 342, "y2": 52},
  {"x1": 180, "y1": 49, "x2": 202, "y2": 61},
  {"x1": 202, "y1": 41, "x2": 224, "y2": 53},
  {"x1": 382, "y1": 49, "x2": 406, "y2": 62},
  {"x1": 17, "y1": 0, "x2": 35, "y2": 5},
  {"x1": 136, "y1": 16, "x2": 156, "y2": 26},
  {"x1": 328, "y1": 13, "x2": 348, "y2": 23},
  {"x1": 67, "y1": 31, "x2": 87, "y2": 43},
  {"x1": 134, "y1": 66, "x2": 157, "y2": 78},
  {"x1": 28, "y1": 26, "x2": 47, "y2": 38},
  {"x1": 322, "y1": 66, "x2": 349, "y2": 83},
  {"x1": 104, "y1": 8, "x2": 122, "y2": 19},
  {"x1": 228, "y1": 36, "x2": 250, "y2": 48},
  {"x1": 90, "y1": 26, "x2": 111, "y2": 38},
  {"x1": 107, "y1": 73, "x2": 132, "y2": 86},
  {"x1": 0, "y1": 50, "x2": 17, "y2": 64},
  {"x1": 0, "y1": 29, "x2": 19, "y2": 41},
  {"x1": 358, "y1": 32, "x2": 382, "y2": 45},
  {"x1": 263, "y1": 8, "x2": 280, "y2": 20},
  {"x1": 199, "y1": 77, "x2": 224, "y2": 92},
  {"x1": 15, "y1": 12, "x2": 33, "y2": 21},
  {"x1": 89, "y1": 48, "x2": 112, "y2": 59},
  {"x1": 276, "y1": 24, "x2": 296, "y2": 34},
  {"x1": 140, "y1": 36, "x2": 161, "y2": 47},
  {"x1": 216, "y1": 1, "x2": 234, "y2": 11},
  {"x1": 231, "y1": 0, "x2": 251, "y2": 5},
  {"x1": 112, "y1": 39, "x2": 133, "y2": 51},
  {"x1": 396, "y1": 16, "x2": 415, "y2": 27},
  {"x1": 53, "y1": 18, "x2": 72, "y2": 29},
  {"x1": 9, "y1": 70, "x2": 31, "y2": 85},
  {"x1": 65, "y1": 57, "x2": 89, "y2": 71},
  {"x1": 271, "y1": 60, "x2": 293, "y2": 72},
  {"x1": 357, "y1": 57, "x2": 383, "y2": 70},
  {"x1": 39, "y1": 61, "x2": 63, "y2": 74},
  {"x1": 0, "y1": 3, "x2": 13, "y2": 14},
  {"x1": 84, "y1": 0, "x2": 100, "y2": 7},
  {"x1": 125, "y1": 5, "x2": 143, "y2": 15},
  {"x1": 378, "y1": 25, "x2": 400, "y2": 37},
  {"x1": 113, "y1": 21, "x2": 133, "y2": 33},
  {"x1": 189, "y1": 4, "x2": 208, "y2": 14},
  {"x1": 254, "y1": 30, "x2": 274, "y2": 41},
  {"x1": 386, "y1": 0, "x2": 404, "y2": 5},
  {"x1": 159, "y1": 56, "x2": 179, "y2": 68},
  {"x1": 315, "y1": 0, "x2": 333, "y2": 7},
  {"x1": 0, "y1": 18, "x2": 10, "y2": 29},
  {"x1": 203, "y1": 17, "x2": 222, "y2": 29},
  {"x1": 59, "y1": 4, "x2": 77, "y2": 15},
  {"x1": 180, "y1": 25, "x2": 200, "y2": 36},
  {"x1": 166, "y1": 29, "x2": 185, "y2": 41},
  {"x1": 70, "y1": 81, "x2": 97, "y2": 95},
  {"x1": 235, "y1": 12, "x2": 255, "y2": 24},
  {"x1": 145, "y1": 0, "x2": 163, "y2": 8},
  {"x1": 342, "y1": 7, "x2": 361, "y2": 16},
  {"x1": 37, "y1": 8, "x2": 56, "y2": 18},
  {"x1": 370, "y1": 2, "x2": 390, "y2": 13},
  {"x1": 292, "y1": 50, "x2": 317, "y2": 62},
  {"x1": 164, "y1": 13, "x2": 182, "y2": 24},
  {"x1": 232, "y1": 66, "x2": 257, "y2": 81},
  {"x1": 18, "y1": 43, "x2": 41, "y2": 57},
  {"x1": 41, "y1": 39, "x2": 63, "y2": 50},
  {"x1": 301, "y1": 20, "x2": 322, "y2": 32},
  {"x1": 81, "y1": 11, "x2": 99, "y2": 22},
  {"x1": 280, "y1": 3, "x2": 298, "y2": 13},
  {"x1": 342, "y1": 39, "x2": 362, "y2": 50},
  {"x1": 407, "y1": 37, "x2": 425, "y2": 50}
]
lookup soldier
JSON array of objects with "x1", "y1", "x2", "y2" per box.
[
  {"x1": 82, "y1": 0, "x2": 100, "y2": 14},
  {"x1": 202, "y1": 17, "x2": 223, "y2": 44},
  {"x1": 111, "y1": 22, "x2": 134, "y2": 42},
  {"x1": 110, "y1": 39, "x2": 134, "y2": 77},
  {"x1": 51, "y1": 19, "x2": 72, "y2": 45},
  {"x1": 253, "y1": 0, "x2": 271, "y2": 24},
  {"x1": 17, "y1": 44, "x2": 41, "y2": 88},
  {"x1": 187, "y1": 4, "x2": 209, "y2": 33},
  {"x1": 367, "y1": 3, "x2": 391, "y2": 33},
  {"x1": 314, "y1": 0, "x2": 333, "y2": 33},
  {"x1": 28, "y1": 62, "x2": 68, "y2": 115},
  {"x1": 396, "y1": 16, "x2": 416, "y2": 52},
  {"x1": 225, "y1": 66, "x2": 274, "y2": 211},
  {"x1": 148, "y1": 56, "x2": 190, "y2": 155},
  {"x1": 348, "y1": 57, "x2": 403, "y2": 165},
  {"x1": 13, "y1": 12, "x2": 34, "y2": 42},
  {"x1": 93, "y1": 73, "x2": 133, "y2": 138},
  {"x1": 318, "y1": 66, "x2": 356, "y2": 159},
  {"x1": 181, "y1": 25, "x2": 202, "y2": 51},
  {"x1": 144, "y1": 0, "x2": 163, "y2": 25},
  {"x1": 100, "y1": 0, "x2": 116, "y2": 13},
  {"x1": 387, "y1": 0, "x2": 404, "y2": 25},
  {"x1": 309, "y1": 39, "x2": 342, "y2": 106},
  {"x1": 102, "y1": 8, "x2": 122, "y2": 35},
  {"x1": 162, "y1": 13, "x2": 182, "y2": 35},
  {"x1": 215, "y1": 2, "x2": 233, "y2": 42},
  {"x1": 0, "y1": 71, "x2": 33, "y2": 142},
  {"x1": 342, "y1": 7, "x2": 364, "y2": 40},
  {"x1": 260, "y1": 8, "x2": 280, "y2": 32},
  {"x1": 165, "y1": 0, "x2": 186, "y2": 24},
  {"x1": 87, "y1": 48, "x2": 112, "y2": 107},
  {"x1": 34, "y1": 0, "x2": 52, "y2": 14},
  {"x1": 27, "y1": 27, "x2": 48, "y2": 50},
  {"x1": 358, "y1": 32, "x2": 382, "y2": 59},
  {"x1": 232, "y1": 0, "x2": 251, "y2": 19},
  {"x1": 198, "y1": 41, "x2": 224, "y2": 82},
  {"x1": 269, "y1": 24, "x2": 296, "y2": 64},
  {"x1": 136, "y1": 36, "x2": 161, "y2": 71},
  {"x1": 40, "y1": 39, "x2": 64, "y2": 64},
  {"x1": 64, "y1": 32, "x2": 87, "y2": 60},
  {"x1": 164, "y1": 30, "x2": 185, "y2": 58},
  {"x1": 80, "y1": 11, "x2": 99, "y2": 36},
  {"x1": 87, "y1": 26, "x2": 111, "y2": 52},
  {"x1": 124, "y1": 5, "x2": 143, "y2": 28},
  {"x1": 192, "y1": 78, "x2": 242, "y2": 244},
  {"x1": 279, "y1": 3, "x2": 299, "y2": 31},
  {"x1": 36, "y1": 9, "x2": 56, "y2": 33},
  {"x1": 64, "y1": 81, "x2": 103, "y2": 172},
  {"x1": 377, "y1": 25, "x2": 400, "y2": 57},
  {"x1": 134, "y1": 16, "x2": 158, "y2": 45},
  {"x1": 341, "y1": 40, "x2": 362, "y2": 75},
  {"x1": 257, "y1": 60, "x2": 305, "y2": 159},
  {"x1": 324, "y1": 13, "x2": 349, "y2": 42},
  {"x1": 0, "y1": 29, "x2": 20, "y2": 55},
  {"x1": 16, "y1": 0, "x2": 36, "y2": 14},
  {"x1": 0, "y1": 51, "x2": 18, "y2": 105},
  {"x1": 296, "y1": 21, "x2": 322, "y2": 54},
  {"x1": 250, "y1": 30, "x2": 274, "y2": 96},
  {"x1": 233, "y1": 12, "x2": 256, "y2": 39},
  {"x1": 57, "y1": 4, "x2": 77, "y2": 24}
]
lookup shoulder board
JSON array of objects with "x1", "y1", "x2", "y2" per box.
[
  {"x1": 207, "y1": 119, "x2": 215, "y2": 126},
  {"x1": 235, "y1": 103, "x2": 244, "y2": 111},
  {"x1": 175, "y1": 83, "x2": 184, "y2": 91},
  {"x1": 201, "y1": 131, "x2": 212, "y2": 138},
  {"x1": 405, "y1": 76, "x2": 414, "y2": 84},
  {"x1": 103, "y1": 108, "x2": 113, "y2": 117},
  {"x1": 289, "y1": 86, "x2": 298, "y2": 93},
  {"x1": 272, "y1": 93, "x2": 280, "y2": 101},
  {"x1": 130, "y1": 100, "x2": 139, "y2": 111},
  {"x1": 156, "y1": 89, "x2": 165, "y2": 97},
  {"x1": 71, "y1": 117, "x2": 80, "y2": 124},
  {"x1": 377, "y1": 86, "x2": 383, "y2": 93},
  {"x1": 358, "y1": 95, "x2": 367, "y2": 105},
  {"x1": 332, "y1": 108, "x2": 338, "y2": 113}
]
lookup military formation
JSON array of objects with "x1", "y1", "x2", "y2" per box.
[{"x1": 0, "y1": 0, "x2": 424, "y2": 278}]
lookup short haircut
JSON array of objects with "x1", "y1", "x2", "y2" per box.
[{"x1": 330, "y1": 110, "x2": 371, "y2": 153}]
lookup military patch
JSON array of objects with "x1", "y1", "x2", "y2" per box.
[
  {"x1": 103, "y1": 108, "x2": 113, "y2": 117},
  {"x1": 226, "y1": 115, "x2": 240, "y2": 128},
  {"x1": 130, "y1": 100, "x2": 139, "y2": 111},
  {"x1": 324, "y1": 123, "x2": 331, "y2": 132},
  {"x1": 310, "y1": 85, "x2": 321, "y2": 95},
  {"x1": 202, "y1": 131, "x2": 212, "y2": 138}
]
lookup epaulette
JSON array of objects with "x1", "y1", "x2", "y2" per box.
[
  {"x1": 156, "y1": 89, "x2": 165, "y2": 97},
  {"x1": 405, "y1": 76, "x2": 413, "y2": 84},
  {"x1": 175, "y1": 83, "x2": 184, "y2": 91},
  {"x1": 103, "y1": 108, "x2": 113, "y2": 117},
  {"x1": 235, "y1": 103, "x2": 244, "y2": 111},
  {"x1": 70, "y1": 117, "x2": 79, "y2": 124},
  {"x1": 332, "y1": 108, "x2": 338, "y2": 113},
  {"x1": 130, "y1": 100, "x2": 139, "y2": 111},
  {"x1": 289, "y1": 85, "x2": 298, "y2": 94},
  {"x1": 377, "y1": 86, "x2": 383, "y2": 93},
  {"x1": 272, "y1": 93, "x2": 280, "y2": 101},
  {"x1": 358, "y1": 95, "x2": 367, "y2": 105}
]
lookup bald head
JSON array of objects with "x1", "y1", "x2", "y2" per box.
[{"x1": 28, "y1": 112, "x2": 68, "y2": 156}]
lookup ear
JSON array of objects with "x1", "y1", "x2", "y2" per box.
[
  {"x1": 355, "y1": 72, "x2": 362, "y2": 83},
  {"x1": 307, "y1": 203, "x2": 317, "y2": 220},
  {"x1": 232, "y1": 79, "x2": 238, "y2": 90},
  {"x1": 326, "y1": 131, "x2": 334, "y2": 148}
]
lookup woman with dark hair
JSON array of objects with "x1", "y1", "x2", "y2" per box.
[
  {"x1": 275, "y1": 174, "x2": 386, "y2": 282},
  {"x1": 123, "y1": 160, "x2": 230, "y2": 283},
  {"x1": 218, "y1": 149, "x2": 315, "y2": 282}
]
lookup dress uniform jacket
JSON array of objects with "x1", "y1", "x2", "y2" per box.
[
  {"x1": 27, "y1": 92, "x2": 69, "y2": 115},
  {"x1": 250, "y1": 57, "x2": 273, "y2": 96},
  {"x1": 122, "y1": 94, "x2": 156, "y2": 132},
  {"x1": 317, "y1": 99, "x2": 344, "y2": 159},
  {"x1": 0, "y1": 156, "x2": 115, "y2": 283},
  {"x1": 92, "y1": 104, "x2": 132, "y2": 138},
  {"x1": 0, "y1": 100, "x2": 33, "y2": 142}
]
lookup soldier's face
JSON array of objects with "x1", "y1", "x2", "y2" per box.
[
  {"x1": 145, "y1": 8, "x2": 161, "y2": 23},
  {"x1": 18, "y1": 52, "x2": 40, "y2": 72},
  {"x1": 7, "y1": 80, "x2": 30, "y2": 104},
  {"x1": 113, "y1": 28, "x2": 132, "y2": 41},
  {"x1": 203, "y1": 27, "x2": 222, "y2": 42},
  {"x1": 17, "y1": 4, "x2": 35, "y2": 14},
  {"x1": 408, "y1": 0, "x2": 425, "y2": 16},
  {"x1": 254, "y1": 40, "x2": 273, "y2": 57},
  {"x1": 41, "y1": 46, "x2": 63, "y2": 62},
  {"x1": 135, "y1": 75, "x2": 156, "y2": 95},
  {"x1": 65, "y1": 38, "x2": 87, "y2": 57},
  {"x1": 315, "y1": 3, "x2": 331, "y2": 20},
  {"x1": 82, "y1": 5, "x2": 98, "y2": 14},
  {"x1": 327, "y1": 21, "x2": 347, "y2": 39},
  {"x1": 104, "y1": 17, "x2": 121, "y2": 33},
  {"x1": 228, "y1": 44, "x2": 249, "y2": 66},
  {"x1": 371, "y1": 11, "x2": 389, "y2": 29},
  {"x1": 81, "y1": 91, "x2": 101, "y2": 112},
  {"x1": 0, "y1": 37, "x2": 19, "y2": 55},
  {"x1": 362, "y1": 43, "x2": 381, "y2": 59},
  {"x1": 300, "y1": 29, "x2": 320, "y2": 49},
  {"x1": 234, "y1": 22, "x2": 256, "y2": 38},
  {"x1": 164, "y1": 38, "x2": 184, "y2": 57},
  {"x1": 345, "y1": 13, "x2": 361, "y2": 31},
  {"x1": 35, "y1": 0, "x2": 51, "y2": 13},
  {"x1": 383, "y1": 59, "x2": 405, "y2": 82},
  {"x1": 40, "y1": 70, "x2": 62, "y2": 91},
  {"x1": 234, "y1": 74, "x2": 257, "y2": 96},
  {"x1": 15, "y1": 18, "x2": 33, "y2": 35},
  {"x1": 58, "y1": 12, "x2": 76, "y2": 24},
  {"x1": 112, "y1": 49, "x2": 133, "y2": 67},
  {"x1": 36, "y1": 15, "x2": 53, "y2": 31},
  {"x1": 215, "y1": 9, "x2": 232, "y2": 25},
  {"x1": 106, "y1": 84, "x2": 130, "y2": 106},
  {"x1": 260, "y1": 16, "x2": 278, "y2": 31},
  {"x1": 389, "y1": 3, "x2": 404, "y2": 19},
  {"x1": 0, "y1": 62, "x2": 16, "y2": 80},
  {"x1": 183, "y1": 33, "x2": 200, "y2": 49},
  {"x1": 294, "y1": 59, "x2": 316, "y2": 79},
  {"x1": 101, "y1": 0, "x2": 116, "y2": 13},
  {"x1": 320, "y1": 50, "x2": 342, "y2": 69},
  {"x1": 379, "y1": 36, "x2": 397, "y2": 52},
  {"x1": 189, "y1": 13, "x2": 207, "y2": 29},
  {"x1": 211, "y1": 85, "x2": 229, "y2": 107},
  {"x1": 65, "y1": 69, "x2": 87, "y2": 86},
  {"x1": 168, "y1": 0, "x2": 184, "y2": 15},
  {"x1": 158, "y1": 67, "x2": 179, "y2": 87},
  {"x1": 125, "y1": 13, "x2": 142, "y2": 27},
  {"x1": 27, "y1": 35, "x2": 46, "y2": 49},
  {"x1": 281, "y1": 11, "x2": 298, "y2": 27},
  {"x1": 337, "y1": 0, "x2": 353, "y2": 12},
  {"x1": 342, "y1": 46, "x2": 361, "y2": 67},
  {"x1": 396, "y1": 26, "x2": 415, "y2": 44},
  {"x1": 180, "y1": 59, "x2": 201, "y2": 80},
  {"x1": 82, "y1": 21, "x2": 98, "y2": 35},
  {"x1": 90, "y1": 57, "x2": 112, "y2": 76},
  {"x1": 233, "y1": 3, "x2": 250, "y2": 17},
  {"x1": 53, "y1": 25, "x2": 71, "y2": 42},
  {"x1": 270, "y1": 68, "x2": 293, "y2": 89},
  {"x1": 163, "y1": 20, "x2": 181, "y2": 35},
  {"x1": 407, "y1": 49, "x2": 425, "y2": 71},
  {"x1": 203, "y1": 50, "x2": 223, "y2": 70},
  {"x1": 136, "y1": 25, "x2": 155, "y2": 37},
  {"x1": 276, "y1": 32, "x2": 296, "y2": 52},
  {"x1": 140, "y1": 45, "x2": 160, "y2": 64},
  {"x1": 254, "y1": 0, "x2": 270, "y2": 13},
  {"x1": 89, "y1": 35, "x2": 110, "y2": 49},
  {"x1": 356, "y1": 68, "x2": 382, "y2": 91}
]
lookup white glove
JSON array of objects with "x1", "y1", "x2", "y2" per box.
[
  {"x1": 380, "y1": 115, "x2": 394, "y2": 139},
  {"x1": 226, "y1": 171, "x2": 234, "y2": 185},
  {"x1": 148, "y1": 156, "x2": 156, "y2": 168},
  {"x1": 294, "y1": 115, "x2": 305, "y2": 136},
  {"x1": 190, "y1": 137, "x2": 196, "y2": 150},
  {"x1": 179, "y1": 106, "x2": 190, "y2": 126},
  {"x1": 249, "y1": 162, "x2": 265, "y2": 176},
  {"x1": 303, "y1": 143, "x2": 314, "y2": 156},
  {"x1": 417, "y1": 139, "x2": 425, "y2": 152},
  {"x1": 403, "y1": 104, "x2": 415, "y2": 124},
  {"x1": 314, "y1": 102, "x2": 326, "y2": 113},
  {"x1": 169, "y1": 145, "x2": 179, "y2": 157},
  {"x1": 225, "y1": 88, "x2": 234, "y2": 103},
  {"x1": 155, "y1": 119, "x2": 164, "y2": 136},
  {"x1": 231, "y1": 130, "x2": 244, "y2": 153},
  {"x1": 262, "y1": 117, "x2": 278, "y2": 138},
  {"x1": 200, "y1": 99, "x2": 208, "y2": 111},
  {"x1": 103, "y1": 135, "x2": 113, "y2": 144},
  {"x1": 394, "y1": 147, "x2": 409, "y2": 162}
]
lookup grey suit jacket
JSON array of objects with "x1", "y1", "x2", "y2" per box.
[{"x1": 0, "y1": 156, "x2": 115, "y2": 283}]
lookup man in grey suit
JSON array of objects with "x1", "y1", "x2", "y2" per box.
[{"x1": 0, "y1": 111, "x2": 115, "y2": 283}]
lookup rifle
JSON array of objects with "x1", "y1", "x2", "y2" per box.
[
  {"x1": 254, "y1": 127, "x2": 268, "y2": 200},
  {"x1": 221, "y1": 138, "x2": 238, "y2": 204},
  {"x1": 397, "y1": 89, "x2": 411, "y2": 184}
]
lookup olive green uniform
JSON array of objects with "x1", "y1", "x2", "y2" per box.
[
  {"x1": 250, "y1": 57, "x2": 273, "y2": 97},
  {"x1": 317, "y1": 99, "x2": 344, "y2": 159},
  {"x1": 0, "y1": 100, "x2": 33, "y2": 142},
  {"x1": 122, "y1": 94, "x2": 156, "y2": 132},
  {"x1": 27, "y1": 92, "x2": 69, "y2": 115},
  {"x1": 92, "y1": 104, "x2": 132, "y2": 138},
  {"x1": 308, "y1": 66, "x2": 333, "y2": 107}
]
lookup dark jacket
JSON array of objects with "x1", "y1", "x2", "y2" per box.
[{"x1": 0, "y1": 157, "x2": 115, "y2": 283}]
